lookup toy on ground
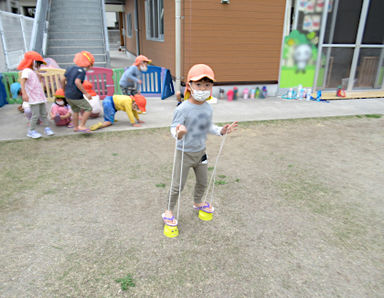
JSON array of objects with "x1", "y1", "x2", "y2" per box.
[
  {"x1": 281, "y1": 87, "x2": 296, "y2": 100},
  {"x1": 255, "y1": 87, "x2": 260, "y2": 98},
  {"x1": 310, "y1": 90, "x2": 329, "y2": 102},
  {"x1": 219, "y1": 88, "x2": 225, "y2": 99},
  {"x1": 261, "y1": 86, "x2": 268, "y2": 98},
  {"x1": 336, "y1": 85, "x2": 346, "y2": 97},
  {"x1": 243, "y1": 88, "x2": 249, "y2": 99},
  {"x1": 233, "y1": 87, "x2": 238, "y2": 100},
  {"x1": 305, "y1": 88, "x2": 312, "y2": 101},
  {"x1": 250, "y1": 88, "x2": 255, "y2": 99},
  {"x1": 227, "y1": 89, "x2": 234, "y2": 101}
]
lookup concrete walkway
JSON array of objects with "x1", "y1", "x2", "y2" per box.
[{"x1": 1, "y1": 96, "x2": 383, "y2": 141}]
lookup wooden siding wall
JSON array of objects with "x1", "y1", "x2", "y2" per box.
[
  {"x1": 123, "y1": 0, "x2": 285, "y2": 83},
  {"x1": 124, "y1": 0, "x2": 137, "y2": 57},
  {"x1": 183, "y1": 0, "x2": 285, "y2": 83}
]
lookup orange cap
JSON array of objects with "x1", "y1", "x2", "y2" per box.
[
  {"x1": 17, "y1": 51, "x2": 46, "y2": 70},
  {"x1": 82, "y1": 80, "x2": 97, "y2": 96},
  {"x1": 73, "y1": 51, "x2": 95, "y2": 68},
  {"x1": 184, "y1": 64, "x2": 215, "y2": 99},
  {"x1": 55, "y1": 88, "x2": 65, "y2": 98},
  {"x1": 133, "y1": 94, "x2": 147, "y2": 113},
  {"x1": 133, "y1": 55, "x2": 152, "y2": 66}
]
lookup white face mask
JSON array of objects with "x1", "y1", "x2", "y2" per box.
[
  {"x1": 56, "y1": 100, "x2": 64, "y2": 106},
  {"x1": 140, "y1": 65, "x2": 148, "y2": 72},
  {"x1": 190, "y1": 86, "x2": 211, "y2": 102}
]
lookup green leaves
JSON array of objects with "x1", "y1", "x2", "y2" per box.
[{"x1": 115, "y1": 274, "x2": 135, "y2": 291}]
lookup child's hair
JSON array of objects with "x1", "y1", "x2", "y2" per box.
[
  {"x1": 190, "y1": 77, "x2": 214, "y2": 84},
  {"x1": 55, "y1": 96, "x2": 69, "y2": 106}
]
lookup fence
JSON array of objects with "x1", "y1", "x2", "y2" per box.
[
  {"x1": 86, "y1": 67, "x2": 115, "y2": 100},
  {"x1": 0, "y1": 65, "x2": 175, "y2": 106},
  {"x1": 0, "y1": 11, "x2": 34, "y2": 72},
  {"x1": 40, "y1": 68, "x2": 66, "y2": 102},
  {"x1": 112, "y1": 65, "x2": 174, "y2": 99}
]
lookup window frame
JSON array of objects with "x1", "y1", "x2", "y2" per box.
[
  {"x1": 144, "y1": 0, "x2": 164, "y2": 42},
  {"x1": 126, "y1": 12, "x2": 133, "y2": 38}
]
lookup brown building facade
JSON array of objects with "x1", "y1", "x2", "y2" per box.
[{"x1": 123, "y1": 0, "x2": 286, "y2": 85}]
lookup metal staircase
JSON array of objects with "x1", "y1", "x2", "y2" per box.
[{"x1": 46, "y1": 0, "x2": 109, "y2": 68}]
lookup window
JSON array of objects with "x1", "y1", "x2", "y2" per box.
[
  {"x1": 145, "y1": 0, "x2": 164, "y2": 41},
  {"x1": 126, "y1": 13, "x2": 132, "y2": 37}
]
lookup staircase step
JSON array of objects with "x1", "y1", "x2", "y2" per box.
[
  {"x1": 51, "y1": 0, "x2": 98, "y2": 4},
  {"x1": 46, "y1": 0, "x2": 107, "y2": 68},
  {"x1": 48, "y1": 39, "x2": 104, "y2": 47},
  {"x1": 49, "y1": 7, "x2": 102, "y2": 17},
  {"x1": 50, "y1": 2, "x2": 101, "y2": 10},
  {"x1": 47, "y1": 46, "x2": 105, "y2": 55},
  {"x1": 60, "y1": 61, "x2": 108, "y2": 69},
  {"x1": 46, "y1": 32, "x2": 103, "y2": 39},
  {"x1": 47, "y1": 54, "x2": 107, "y2": 64},
  {"x1": 49, "y1": 17, "x2": 102, "y2": 27},
  {"x1": 48, "y1": 24, "x2": 103, "y2": 33}
]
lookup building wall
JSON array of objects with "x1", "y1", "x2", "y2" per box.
[
  {"x1": 183, "y1": 0, "x2": 285, "y2": 83},
  {"x1": 137, "y1": 0, "x2": 175, "y2": 74},
  {"x1": 124, "y1": 0, "x2": 285, "y2": 84}
]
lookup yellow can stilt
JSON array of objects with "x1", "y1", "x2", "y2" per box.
[
  {"x1": 198, "y1": 210, "x2": 213, "y2": 221},
  {"x1": 163, "y1": 224, "x2": 179, "y2": 238}
]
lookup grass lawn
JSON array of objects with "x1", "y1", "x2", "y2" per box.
[{"x1": 0, "y1": 116, "x2": 383, "y2": 297}]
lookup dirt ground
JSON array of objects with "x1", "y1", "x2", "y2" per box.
[{"x1": 0, "y1": 116, "x2": 383, "y2": 297}]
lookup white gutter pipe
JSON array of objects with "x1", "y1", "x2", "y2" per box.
[{"x1": 175, "y1": 0, "x2": 181, "y2": 93}]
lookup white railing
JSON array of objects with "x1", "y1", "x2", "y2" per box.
[{"x1": 0, "y1": 11, "x2": 34, "y2": 71}]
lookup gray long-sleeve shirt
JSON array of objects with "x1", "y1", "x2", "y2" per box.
[
  {"x1": 170, "y1": 100, "x2": 222, "y2": 152},
  {"x1": 119, "y1": 65, "x2": 142, "y2": 88}
]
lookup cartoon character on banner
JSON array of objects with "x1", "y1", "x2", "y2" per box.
[{"x1": 293, "y1": 43, "x2": 312, "y2": 73}]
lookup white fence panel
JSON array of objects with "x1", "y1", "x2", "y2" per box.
[{"x1": 0, "y1": 11, "x2": 34, "y2": 71}]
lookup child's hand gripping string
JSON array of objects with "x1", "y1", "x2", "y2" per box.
[
  {"x1": 176, "y1": 124, "x2": 187, "y2": 139},
  {"x1": 220, "y1": 121, "x2": 238, "y2": 135}
]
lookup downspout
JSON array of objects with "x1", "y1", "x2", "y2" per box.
[
  {"x1": 175, "y1": 0, "x2": 181, "y2": 94},
  {"x1": 134, "y1": 0, "x2": 140, "y2": 55}
]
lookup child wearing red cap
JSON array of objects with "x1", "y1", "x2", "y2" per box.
[
  {"x1": 49, "y1": 89, "x2": 73, "y2": 127},
  {"x1": 61, "y1": 51, "x2": 94, "y2": 133},
  {"x1": 162, "y1": 64, "x2": 238, "y2": 226},
  {"x1": 89, "y1": 94, "x2": 145, "y2": 131},
  {"x1": 17, "y1": 51, "x2": 54, "y2": 139},
  {"x1": 119, "y1": 55, "x2": 151, "y2": 96}
]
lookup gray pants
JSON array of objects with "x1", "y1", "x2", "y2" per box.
[
  {"x1": 30, "y1": 103, "x2": 49, "y2": 130},
  {"x1": 167, "y1": 149, "x2": 208, "y2": 211},
  {"x1": 120, "y1": 86, "x2": 138, "y2": 96}
]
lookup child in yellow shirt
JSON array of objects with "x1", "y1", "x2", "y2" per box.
[{"x1": 90, "y1": 94, "x2": 146, "y2": 130}]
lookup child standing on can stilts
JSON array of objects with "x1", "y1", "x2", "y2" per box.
[{"x1": 162, "y1": 64, "x2": 238, "y2": 226}]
